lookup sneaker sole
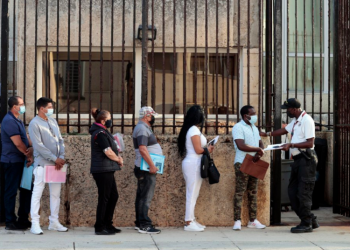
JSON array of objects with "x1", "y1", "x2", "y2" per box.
[
  {"x1": 48, "y1": 228, "x2": 68, "y2": 232},
  {"x1": 233, "y1": 228, "x2": 241, "y2": 231},
  {"x1": 138, "y1": 230, "x2": 161, "y2": 234},
  {"x1": 30, "y1": 230, "x2": 43, "y2": 235},
  {"x1": 247, "y1": 226, "x2": 266, "y2": 229},
  {"x1": 184, "y1": 228, "x2": 204, "y2": 232}
]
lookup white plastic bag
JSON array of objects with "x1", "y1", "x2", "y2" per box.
[{"x1": 113, "y1": 133, "x2": 125, "y2": 152}]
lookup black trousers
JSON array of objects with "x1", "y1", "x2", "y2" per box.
[
  {"x1": 92, "y1": 171, "x2": 119, "y2": 232},
  {"x1": 2, "y1": 162, "x2": 32, "y2": 226},
  {"x1": 288, "y1": 150, "x2": 318, "y2": 226},
  {"x1": 134, "y1": 166, "x2": 156, "y2": 228}
]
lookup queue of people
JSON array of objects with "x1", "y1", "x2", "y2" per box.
[{"x1": 0, "y1": 96, "x2": 318, "y2": 235}]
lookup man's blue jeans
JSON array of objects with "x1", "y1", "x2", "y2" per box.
[
  {"x1": 2, "y1": 162, "x2": 32, "y2": 225},
  {"x1": 134, "y1": 166, "x2": 156, "y2": 228}
]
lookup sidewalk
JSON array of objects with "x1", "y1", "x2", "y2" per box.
[{"x1": 1, "y1": 208, "x2": 350, "y2": 250}]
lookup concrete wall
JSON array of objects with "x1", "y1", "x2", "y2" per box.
[{"x1": 37, "y1": 135, "x2": 271, "y2": 227}]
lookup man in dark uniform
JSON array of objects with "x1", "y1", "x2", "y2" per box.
[{"x1": 260, "y1": 98, "x2": 319, "y2": 233}]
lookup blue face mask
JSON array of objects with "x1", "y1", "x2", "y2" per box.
[
  {"x1": 45, "y1": 109, "x2": 54, "y2": 117},
  {"x1": 249, "y1": 115, "x2": 258, "y2": 124},
  {"x1": 19, "y1": 106, "x2": 26, "y2": 115}
]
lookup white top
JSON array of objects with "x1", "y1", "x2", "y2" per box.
[
  {"x1": 285, "y1": 111, "x2": 315, "y2": 156},
  {"x1": 185, "y1": 126, "x2": 207, "y2": 158},
  {"x1": 232, "y1": 120, "x2": 261, "y2": 164}
]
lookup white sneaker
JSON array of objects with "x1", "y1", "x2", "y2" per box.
[
  {"x1": 48, "y1": 221, "x2": 68, "y2": 232},
  {"x1": 184, "y1": 221, "x2": 204, "y2": 232},
  {"x1": 194, "y1": 219, "x2": 206, "y2": 229},
  {"x1": 30, "y1": 223, "x2": 43, "y2": 235},
  {"x1": 233, "y1": 220, "x2": 241, "y2": 231},
  {"x1": 247, "y1": 219, "x2": 266, "y2": 229}
]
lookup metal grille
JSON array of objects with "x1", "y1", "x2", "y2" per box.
[
  {"x1": 334, "y1": 0, "x2": 350, "y2": 217},
  {"x1": 1, "y1": 0, "x2": 267, "y2": 135}
]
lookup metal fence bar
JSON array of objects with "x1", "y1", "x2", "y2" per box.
[
  {"x1": 12, "y1": 0, "x2": 16, "y2": 95},
  {"x1": 88, "y1": 0, "x2": 92, "y2": 126},
  {"x1": 45, "y1": 0, "x2": 48, "y2": 97},
  {"x1": 258, "y1": 0, "x2": 262, "y2": 128},
  {"x1": 320, "y1": 1, "x2": 323, "y2": 124},
  {"x1": 172, "y1": 0, "x2": 176, "y2": 134},
  {"x1": 237, "y1": 0, "x2": 241, "y2": 123},
  {"x1": 66, "y1": 0, "x2": 71, "y2": 133},
  {"x1": 162, "y1": 0, "x2": 165, "y2": 134},
  {"x1": 151, "y1": 0, "x2": 155, "y2": 108},
  {"x1": 215, "y1": 0, "x2": 219, "y2": 134},
  {"x1": 226, "y1": 0, "x2": 230, "y2": 134},
  {"x1": 121, "y1": 0, "x2": 125, "y2": 133},
  {"x1": 247, "y1": 0, "x2": 250, "y2": 104},
  {"x1": 204, "y1": 0, "x2": 208, "y2": 133},
  {"x1": 303, "y1": 0, "x2": 306, "y2": 110},
  {"x1": 132, "y1": 0, "x2": 136, "y2": 129},
  {"x1": 194, "y1": 0, "x2": 198, "y2": 105},
  {"x1": 23, "y1": 0, "x2": 27, "y2": 123},
  {"x1": 55, "y1": 0, "x2": 59, "y2": 123},
  {"x1": 110, "y1": 0, "x2": 114, "y2": 133},
  {"x1": 328, "y1": 0, "x2": 331, "y2": 128},
  {"x1": 100, "y1": 0, "x2": 103, "y2": 109},
  {"x1": 183, "y1": 0, "x2": 187, "y2": 115},
  {"x1": 294, "y1": 0, "x2": 298, "y2": 99},
  {"x1": 34, "y1": 0, "x2": 38, "y2": 114},
  {"x1": 77, "y1": 0, "x2": 82, "y2": 133},
  {"x1": 312, "y1": 0, "x2": 315, "y2": 118}
]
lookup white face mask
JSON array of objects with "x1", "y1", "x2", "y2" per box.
[
  {"x1": 249, "y1": 115, "x2": 258, "y2": 124},
  {"x1": 45, "y1": 108, "x2": 54, "y2": 117}
]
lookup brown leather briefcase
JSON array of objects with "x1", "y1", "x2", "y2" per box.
[{"x1": 239, "y1": 154, "x2": 270, "y2": 180}]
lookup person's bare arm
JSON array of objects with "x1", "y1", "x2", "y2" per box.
[
  {"x1": 139, "y1": 145, "x2": 158, "y2": 174},
  {"x1": 10, "y1": 135, "x2": 30, "y2": 156},
  {"x1": 281, "y1": 138, "x2": 314, "y2": 151},
  {"x1": 191, "y1": 135, "x2": 214, "y2": 154},
  {"x1": 260, "y1": 128, "x2": 289, "y2": 137},
  {"x1": 235, "y1": 139, "x2": 264, "y2": 156},
  {"x1": 104, "y1": 148, "x2": 123, "y2": 166}
]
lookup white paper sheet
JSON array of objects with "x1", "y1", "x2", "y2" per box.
[
  {"x1": 264, "y1": 143, "x2": 285, "y2": 151},
  {"x1": 208, "y1": 136, "x2": 220, "y2": 146}
]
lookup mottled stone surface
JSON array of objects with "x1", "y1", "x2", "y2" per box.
[{"x1": 37, "y1": 135, "x2": 271, "y2": 227}]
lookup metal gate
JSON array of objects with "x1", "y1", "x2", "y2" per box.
[{"x1": 333, "y1": 0, "x2": 350, "y2": 217}]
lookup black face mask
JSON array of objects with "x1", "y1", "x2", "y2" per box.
[
  {"x1": 105, "y1": 119, "x2": 112, "y2": 128},
  {"x1": 287, "y1": 110, "x2": 294, "y2": 118},
  {"x1": 150, "y1": 116, "x2": 155, "y2": 126}
]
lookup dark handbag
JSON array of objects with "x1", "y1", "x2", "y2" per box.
[
  {"x1": 208, "y1": 159, "x2": 220, "y2": 184},
  {"x1": 201, "y1": 148, "x2": 210, "y2": 178}
]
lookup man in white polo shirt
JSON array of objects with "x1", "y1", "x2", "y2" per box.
[{"x1": 260, "y1": 98, "x2": 319, "y2": 233}]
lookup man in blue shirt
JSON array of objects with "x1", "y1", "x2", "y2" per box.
[
  {"x1": 0, "y1": 96, "x2": 33, "y2": 230},
  {"x1": 231, "y1": 105, "x2": 266, "y2": 231}
]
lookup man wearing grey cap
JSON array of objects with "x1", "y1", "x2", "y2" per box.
[
  {"x1": 260, "y1": 98, "x2": 319, "y2": 233},
  {"x1": 132, "y1": 107, "x2": 162, "y2": 234}
]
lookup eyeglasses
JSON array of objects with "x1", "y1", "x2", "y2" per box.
[{"x1": 47, "y1": 121, "x2": 56, "y2": 137}]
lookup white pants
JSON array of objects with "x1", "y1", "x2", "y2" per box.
[
  {"x1": 182, "y1": 157, "x2": 203, "y2": 222},
  {"x1": 30, "y1": 167, "x2": 62, "y2": 224}
]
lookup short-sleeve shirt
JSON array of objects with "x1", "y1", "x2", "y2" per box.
[
  {"x1": 133, "y1": 120, "x2": 163, "y2": 167},
  {"x1": 1, "y1": 111, "x2": 29, "y2": 163},
  {"x1": 231, "y1": 120, "x2": 261, "y2": 164},
  {"x1": 185, "y1": 126, "x2": 207, "y2": 158},
  {"x1": 285, "y1": 111, "x2": 315, "y2": 156}
]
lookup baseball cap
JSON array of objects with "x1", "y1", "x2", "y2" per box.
[
  {"x1": 139, "y1": 106, "x2": 159, "y2": 118},
  {"x1": 281, "y1": 98, "x2": 301, "y2": 109}
]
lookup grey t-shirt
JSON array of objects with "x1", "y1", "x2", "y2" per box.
[{"x1": 133, "y1": 121, "x2": 163, "y2": 167}]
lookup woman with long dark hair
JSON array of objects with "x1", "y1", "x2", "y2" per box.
[
  {"x1": 89, "y1": 108, "x2": 123, "y2": 235},
  {"x1": 177, "y1": 105, "x2": 214, "y2": 232}
]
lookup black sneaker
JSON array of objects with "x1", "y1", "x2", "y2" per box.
[
  {"x1": 5, "y1": 222, "x2": 27, "y2": 231},
  {"x1": 106, "y1": 226, "x2": 122, "y2": 234},
  {"x1": 138, "y1": 226, "x2": 161, "y2": 234},
  {"x1": 291, "y1": 225, "x2": 313, "y2": 233},
  {"x1": 312, "y1": 216, "x2": 320, "y2": 229},
  {"x1": 95, "y1": 229, "x2": 116, "y2": 235}
]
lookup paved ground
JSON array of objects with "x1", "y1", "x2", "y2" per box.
[{"x1": 1, "y1": 207, "x2": 350, "y2": 250}]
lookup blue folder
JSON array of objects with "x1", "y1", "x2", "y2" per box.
[
  {"x1": 140, "y1": 153, "x2": 165, "y2": 174},
  {"x1": 20, "y1": 161, "x2": 34, "y2": 190}
]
